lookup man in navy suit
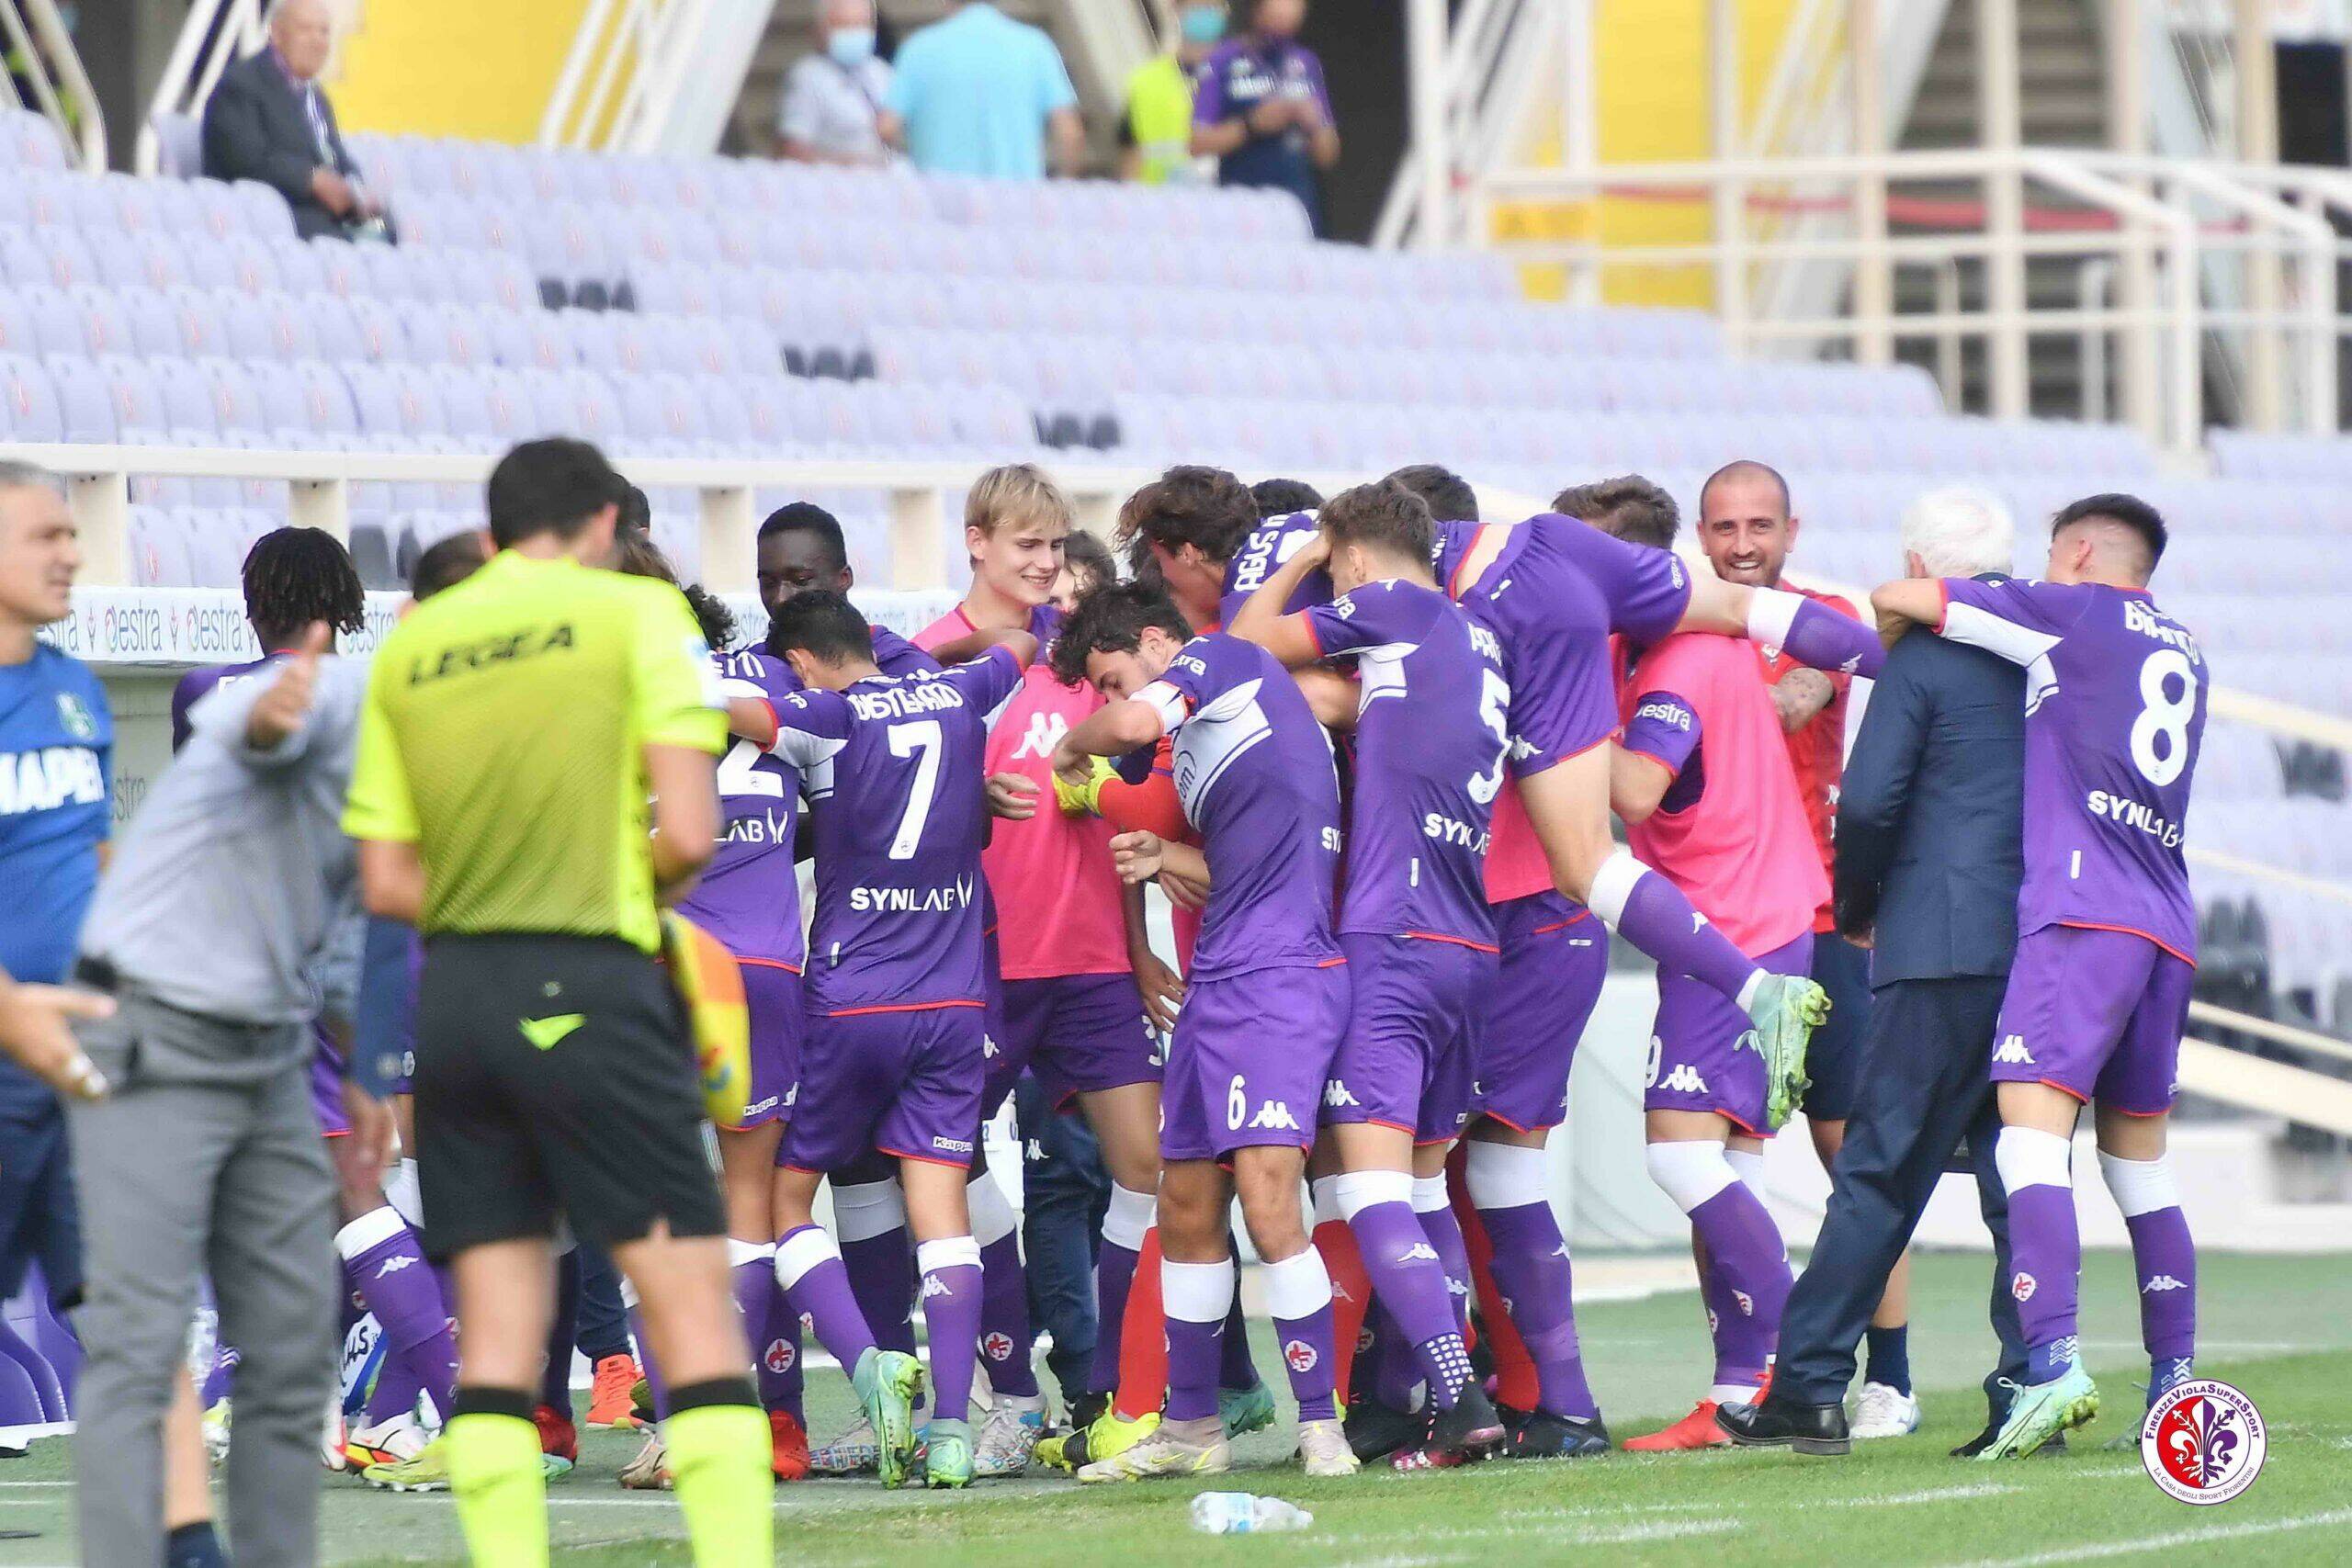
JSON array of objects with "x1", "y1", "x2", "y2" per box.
[
  {"x1": 1721, "y1": 488, "x2": 2035, "y2": 1457},
  {"x1": 201, "y1": 0, "x2": 390, "y2": 242}
]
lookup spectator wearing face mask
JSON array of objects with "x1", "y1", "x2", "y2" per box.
[
  {"x1": 776, "y1": 0, "x2": 895, "y2": 167},
  {"x1": 1118, "y1": 1, "x2": 1227, "y2": 186}
]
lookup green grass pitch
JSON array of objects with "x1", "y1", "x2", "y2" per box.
[{"x1": 3, "y1": 1251, "x2": 2345, "y2": 1565}]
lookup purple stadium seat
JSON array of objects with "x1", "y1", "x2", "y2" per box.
[
  {"x1": 217, "y1": 236, "x2": 284, "y2": 295},
  {"x1": 40, "y1": 353, "x2": 116, "y2": 442},
  {"x1": 0, "y1": 108, "x2": 70, "y2": 171},
  {"x1": 148, "y1": 113, "x2": 205, "y2": 181},
  {"x1": 0, "y1": 354, "x2": 62, "y2": 443},
  {"x1": 127, "y1": 505, "x2": 198, "y2": 587},
  {"x1": 296, "y1": 292, "x2": 362, "y2": 364},
  {"x1": 345, "y1": 296, "x2": 413, "y2": 365},
  {"x1": 0, "y1": 290, "x2": 37, "y2": 359},
  {"x1": 479, "y1": 367, "x2": 544, "y2": 445},
  {"x1": 224, "y1": 181, "x2": 299, "y2": 243},
  {"x1": 62, "y1": 284, "x2": 135, "y2": 357},
  {"x1": 340, "y1": 362, "x2": 404, "y2": 437},
  {"x1": 289, "y1": 358, "x2": 359, "y2": 440},
  {"x1": 115, "y1": 286, "x2": 182, "y2": 357}
]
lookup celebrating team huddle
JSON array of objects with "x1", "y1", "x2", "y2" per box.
[{"x1": 139, "y1": 440, "x2": 2205, "y2": 1566}]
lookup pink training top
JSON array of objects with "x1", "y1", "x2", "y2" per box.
[
  {"x1": 980, "y1": 662, "x2": 1132, "y2": 979},
  {"x1": 1481, "y1": 777, "x2": 1553, "y2": 905},
  {"x1": 1619, "y1": 632, "x2": 1826, "y2": 956}
]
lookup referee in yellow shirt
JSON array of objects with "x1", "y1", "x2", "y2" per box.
[{"x1": 342, "y1": 438, "x2": 768, "y2": 1567}]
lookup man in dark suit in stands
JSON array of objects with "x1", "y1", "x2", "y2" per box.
[
  {"x1": 200, "y1": 0, "x2": 391, "y2": 242},
  {"x1": 1720, "y1": 488, "x2": 2039, "y2": 1457}
]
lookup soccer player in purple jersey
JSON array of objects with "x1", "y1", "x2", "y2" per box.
[
  {"x1": 1049, "y1": 584, "x2": 1349, "y2": 1483},
  {"x1": 1231, "y1": 481, "x2": 1511, "y2": 1473},
  {"x1": 1442, "y1": 506, "x2": 1883, "y2": 1110},
  {"x1": 166, "y1": 529, "x2": 458, "y2": 1479},
  {"x1": 761, "y1": 592, "x2": 1035, "y2": 1490},
  {"x1": 1872, "y1": 494, "x2": 2207, "y2": 1460}
]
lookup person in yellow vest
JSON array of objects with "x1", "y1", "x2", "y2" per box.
[{"x1": 1118, "y1": 1, "x2": 1227, "y2": 185}]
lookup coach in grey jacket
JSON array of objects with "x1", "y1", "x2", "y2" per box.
[
  {"x1": 66, "y1": 625, "x2": 378, "y2": 1568},
  {"x1": 1721, "y1": 489, "x2": 2034, "y2": 1457}
]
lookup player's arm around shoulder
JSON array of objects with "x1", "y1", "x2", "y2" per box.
[{"x1": 1229, "y1": 528, "x2": 1330, "y2": 667}]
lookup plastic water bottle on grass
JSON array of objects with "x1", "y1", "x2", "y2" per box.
[{"x1": 1190, "y1": 1493, "x2": 1314, "y2": 1534}]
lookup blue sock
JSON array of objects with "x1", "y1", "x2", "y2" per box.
[
  {"x1": 1864, "y1": 1325, "x2": 1911, "y2": 1396},
  {"x1": 2026, "y1": 1337, "x2": 2075, "y2": 1384},
  {"x1": 2149, "y1": 1356, "x2": 2193, "y2": 1408},
  {"x1": 165, "y1": 1522, "x2": 227, "y2": 1568}
]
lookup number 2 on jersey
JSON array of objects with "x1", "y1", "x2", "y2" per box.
[
  {"x1": 886, "y1": 719, "x2": 943, "y2": 860},
  {"x1": 715, "y1": 678, "x2": 783, "y2": 799}
]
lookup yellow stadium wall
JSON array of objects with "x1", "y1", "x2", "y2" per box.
[
  {"x1": 1498, "y1": 0, "x2": 1798, "y2": 309},
  {"x1": 327, "y1": 0, "x2": 592, "y2": 142}
]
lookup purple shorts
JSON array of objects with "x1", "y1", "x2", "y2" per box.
[
  {"x1": 1469, "y1": 517, "x2": 1690, "y2": 779},
  {"x1": 1322, "y1": 934, "x2": 1492, "y2": 1144},
  {"x1": 986, "y1": 973, "x2": 1163, "y2": 1111},
  {"x1": 1472, "y1": 892, "x2": 1609, "y2": 1133},
  {"x1": 1645, "y1": 931, "x2": 1813, "y2": 1134},
  {"x1": 311, "y1": 1031, "x2": 349, "y2": 1137},
  {"x1": 729, "y1": 959, "x2": 804, "y2": 1131},
  {"x1": 1161, "y1": 963, "x2": 1347, "y2": 1165},
  {"x1": 1991, "y1": 924, "x2": 2190, "y2": 1116},
  {"x1": 780, "y1": 1004, "x2": 987, "y2": 1174}
]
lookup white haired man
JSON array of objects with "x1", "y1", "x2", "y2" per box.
[
  {"x1": 201, "y1": 0, "x2": 390, "y2": 241},
  {"x1": 1721, "y1": 489, "x2": 2040, "y2": 1457}
]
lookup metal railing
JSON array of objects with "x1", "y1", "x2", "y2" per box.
[
  {"x1": 1, "y1": 0, "x2": 104, "y2": 171},
  {"x1": 1471, "y1": 147, "x2": 2346, "y2": 456},
  {"x1": 133, "y1": 0, "x2": 266, "y2": 175}
]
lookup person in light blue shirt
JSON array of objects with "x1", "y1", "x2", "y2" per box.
[{"x1": 882, "y1": 0, "x2": 1082, "y2": 180}]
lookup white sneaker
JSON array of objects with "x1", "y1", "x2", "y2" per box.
[
  {"x1": 809, "y1": 1411, "x2": 880, "y2": 1475},
  {"x1": 1849, "y1": 1381, "x2": 1921, "y2": 1439},
  {"x1": 972, "y1": 1392, "x2": 1046, "y2": 1479},
  {"x1": 1296, "y1": 1417, "x2": 1360, "y2": 1477},
  {"x1": 201, "y1": 1400, "x2": 232, "y2": 1466},
  {"x1": 345, "y1": 1413, "x2": 431, "y2": 1472},
  {"x1": 1077, "y1": 1415, "x2": 1231, "y2": 1483},
  {"x1": 319, "y1": 1402, "x2": 346, "y2": 1472}
]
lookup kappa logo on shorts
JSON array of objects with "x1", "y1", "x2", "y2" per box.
[
  {"x1": 1321, "y1": 1080, "x2": 1360, "y2": 1109},
  {"x1": 2011, "y1": 1271, "x2": 2038, "y2": 1303},
  {"x1": 1247, "y1": 1101, "x2": 1302, "y2": 1131},
  {"x1": 1283, "y1": 1339, "x2": 1318, "y2": 1373},
  {"x1": 1657, "y1": 1064, "x2": 1709, "y2": 1095},
  {"x1": 931, "y1": 1135, "x2": 975, "y2": 1156},
  {"x1": 982, "y1": 1332, "x2": 1015, "y2": 1361},
  {"x1": 1994, "y1": 1033, "x2": 2035, "y2": 1065},
  {"x1": 518, "y1": 1013, "x2": 585, "y2": 1051}
]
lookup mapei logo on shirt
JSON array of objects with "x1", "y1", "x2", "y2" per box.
[
  {"x1": 0, "y1": 746, "x2": 106, "y2": 815},
  {"x1": 1993, "y1": 1034, "x2": 2035, "y2": 1065},
  {"x1": 55, "y1": 691, "x2": 97, "y2": 741}
]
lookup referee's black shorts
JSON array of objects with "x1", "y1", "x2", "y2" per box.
[{"x1": 413, "y1": 933, "x2": 722, "y2": 1260}]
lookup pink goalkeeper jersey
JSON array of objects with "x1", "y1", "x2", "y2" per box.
[
  {"x1": 1619, "y1": 632, "x2": 1826, "y2": 956},
  {"x1": 979, "y1": 662, "x2": 1132, "y2": 979},
  {"x1": 1481, "y1": 778, "x2": 1552, "y2": 905}
]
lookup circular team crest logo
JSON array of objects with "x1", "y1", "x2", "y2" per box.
[
  {"x1": 2011, "y1": 1271, "x2": 2037, "y2": 1303},
  {"x1": 763, "y1": 1337, "x2": 796, "y2": 1375},
  {"x1": 1283, "y1": 1338, "x2": 1318, "y2": 1373},
  {"x1": 981, "y1": 1332, "x2": 1015, "y2": 1362},
  {"x1": 2143, "y1": 1379, "x2": 2265, "y2": 1506}
]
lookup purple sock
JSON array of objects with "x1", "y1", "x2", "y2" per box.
[
  {"x1": 628, "y1": 1307, "x2": 668, "y2": 1421},
  {"x1": 1412, "y1": 1190, "x2": 1473, "y2": 1334},
  {"x1": 755, "y1": 1277, "x2": 805, "y2": 1419},
  {"x1": 1370, "y1": 1308, "x2": 1421, "y2": 1411},
  {"x1": 775, "y1": 1224, "x2": 878, "y2": 1375},
  {"x1": 200, "y1": 1347, "x2": 238, "y2": 1409},
  {"x1": 538, "y1": 1250, "x2": 581, "y2": 1415},
  {"x1": 1347, "y1": 1199, "x2": 1473, "y2": 1409},
  {"x1": 2125, "y1": 1208, "x2": 2196, "y2": 1362},
  {"x1": 918, "y1": 1238, "x2": 985, "y2": 1427},
  {"x1": 368, "y1": 1357, "x2": 425, "y2": 1426},
  {"x1": 976, "y1": 1231, "x2": 1038, "y2": 1399},
  {"x1": 1161, "y1": 1258, "x2": 1231, "y2": 1424},
  {"x1": 1686, "y1": 1184, "x2": 1789, "y2": 1388},
  {"x1": 339, "y1": 1210, "x2": 456, "y2": 1422},
  {"x1": 840, "y1": 1228, "x2": 916, "y2": 1358},
  {"x1": 1089, "y1": 1236, "x2": 1141, "y2": 1395},
  {"x1": 1609, "y1": 865, "x2": 1762, "y2": 1008},
  {"x1": 1478, "y1": 1201, "x2": 1596, "y2": 1419},
  {"x1": 730, "y1": 1247, "x2": 775, "y2": 1401},
  {"x1": 2006, "y1": 1183, "x2": 2081, "y2": 1382},
  {"x1": 1262, "y1": 1250, "x2": 1338, "y2": 1423},
  {"x1": 1770, "y1": 591, "x2": 1885, "y2": 679},
  {"x1": 1218, "y1": 1289, "x2": 1258, "y2": 1391}
]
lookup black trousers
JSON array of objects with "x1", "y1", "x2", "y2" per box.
[{"x1": 1779, "y1": 975, "x2": 2029, "y2": 1420}]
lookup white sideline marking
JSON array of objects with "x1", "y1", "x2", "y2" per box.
[{"x1": 1947, "y1": 1507, "x2": 2352, "y2": 1566}]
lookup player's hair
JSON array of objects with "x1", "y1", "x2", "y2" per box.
[
  {"x1": 1383, "y1": 464, "x2": 1478, "y2": 525},
  {"x1": 1250, "y1": 478, "x2": 1324, "y2": 518},
  {"x1": 616, "y1": 482, "x2": 652, "y2": 536},
  {"x1": 612, "y1": 530, "x2": 737, "y2": 649},
  {"x1": 965, "y1": 463, "x2": 1072, "y2": 537},
  {"x1": 766, "y1": 588, "x2": 873, "y2": 665},
  {"x1": 1554, "y1": 474, "x2": 1680, "y2": 549},
  {"x1": 1062, "y1": 529, "x2": 1118, "y2": 594},
  {"x1": 486, "y1": 437, "x2": 622, "y2": 547},
  {"x1": 1049, "y1": 581, "x2": 1193, "y2": 686},
  {"x1": 1115, "y1": 465, "x2": 1256, "y2": 567},
  {"x1": 2051, "y1": 491, "x2": 2167, "y2": 575},
  {"x1": 1900, "y1": 487, "x2": 2015, "y2": 578},
  {"x1": 1698, "y1": 458, "x2": 1792, "y2": 519},
  {"x1": 1320, "y1": 480, "x2": 1436, "y2": 569},
  {"x1": 757, "y1": 502, "x2": 850, "y2": 575},
  {"x1": 411, "y1": 532, "x2": 488, "y2": 602},
  {"x1": 241, "y1": 525, "x2": 366, "y2": 645}
]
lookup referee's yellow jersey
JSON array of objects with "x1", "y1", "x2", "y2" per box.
[{"x1": 342, "y1": 549, "x2": 727, "y2": 954}]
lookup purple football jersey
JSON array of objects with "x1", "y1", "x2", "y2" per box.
[
  {"x1": 1303, "y1": 580, "x2": 1506, "y2": 945},
  {"x1": 677, "y1": 648, "x2": 807, "y2": 966},
  {"x1": 1221, "y1": 511, "x2": 1327, "y2": 626},
  {"x1": 1136, "y1": 633, "x2": 1342, "y2": 980},
  {"x1": 1938, "y1": 578, "x2": 2205, "y2": 959},
  {"x1": 869, "y1": 624, "x2": 942, "y2": 678},
  {"x1": 169, "y1": 656, "x2": 274, "y2": 752},
  {"x1": 774, "y1": 647, "x2": 1024, "y2": 1012}
]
